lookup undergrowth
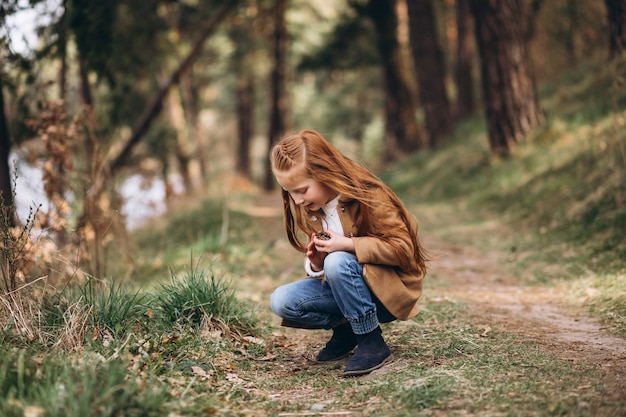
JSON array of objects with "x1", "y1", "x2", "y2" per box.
[{"x1": 0, "y1": 265, "x2": 263, "y2": 416}]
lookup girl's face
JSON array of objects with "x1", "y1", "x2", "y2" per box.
[{"x1": 274, "y1": 167, "x2": 337, "y2": 212}]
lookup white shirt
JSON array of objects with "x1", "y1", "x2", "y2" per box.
[
  {"x1": 304, "y1": 194, "x2": 343, "y2": 277},
  {"x1": 321, "y1": 194, "x2": 343, "y2": 235}
]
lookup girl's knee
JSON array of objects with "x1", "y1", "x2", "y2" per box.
[
  {"x1": 269, "y1": 286, "x2": 290, "y2": 317},
  {"x1": 324, "y1": 252, "x2": 359, "y2": 281}
]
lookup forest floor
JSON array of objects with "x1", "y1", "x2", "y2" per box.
[
  {"x1": 430, "y1": 237, "x2": 626, "y2": 365},
  {"x1": 215, "y1": 191, "x2": 626, "y2": 415}
]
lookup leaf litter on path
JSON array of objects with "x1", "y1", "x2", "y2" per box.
[{"x1": 428, "y1": 236, "x2": 626, "y2": 363}]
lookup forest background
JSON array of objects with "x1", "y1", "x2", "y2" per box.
[{"x1": 1, "y1": 0, "x2": 626, "y2": 416}]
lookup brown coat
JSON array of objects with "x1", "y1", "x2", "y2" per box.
[{"x1": 304, "y1": 194, "x2": 425, "y2": 321}]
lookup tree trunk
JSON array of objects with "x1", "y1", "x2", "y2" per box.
[
  {"x1": 74, "y1": 55, "x2": 95, "y2": 241},
  {"x1": 236, "y1": 74, "x2": 254, "y2": 179},
  {"x1": 605, "y1": 0, "x2": 626, "y2": 59},
  {"x1": 78, "y1": 56, "x2": 94, "y2": 170},
  {"x1": 454, "y1": 0, "x2": 476, "y2": 120},
  {"x1": 525, "y1": 0, "x2": 544, "y2": 41},
  {"x1": 174, "y1": 91, "x2": 193, "y2": 194},
  {"x1": 470, "y1": 0, "x2": 544, "y2": 157},
  {"x1": 368, "y1": 0, "x2": 424, "y2": 160},
  {"x1": 78, "y1": 55, "x2": 94, "y2": 213},
  {"x1": 159, "y1": 70, "x2": 193, "y2": 194},
  {"x1": 180, "y1": 70, "x2": 206, "y2": 183},
  {"x1": 78, "y1": 59, "x2": 93, "y2": 108},
  {"x1": 0, "y1": 76, "x2": 16, "y2": 227},
  {"x1": 58, "y1": 1, "x2": 68, "y2": 102},
  {"x1": 561, "y1": 0, "x2": 581, "y2": 66},
  {"x1": 406, "y1": 0, "x2": 452, "y2": 147},
  {"x1": 264, "y1": 0, "x2": 289, "y2": 191},
  {"x1": 163, "y1": 1, "x2": 206, "y2": 189}
]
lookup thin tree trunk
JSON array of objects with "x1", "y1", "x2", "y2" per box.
[
  {"x1": 605, "y1": 0, "x2": 626, "y2": 59},
  {"x1": 58, "y1": 1, "x2": 68, "y2": 102},
  {"x1": 0, "y1": 76, "x2": 16, "y2": 227},
  {"x1": 180, "y1": 70, "x2": 206, "y2": 183},
  {"x1": 163, "y1": 0, "x2": 205, "y2": 189},
  {"x1": 525, "y1": 0, "x2": 544, "y2": 41},
  {"x1": 563, "y1": 0, "x2": 580, "y2": 65},
  {"x1": 78, "y1": 55, "x2": 94, "y2": 208},
  {"x1": 236, "y1": 74, "x2": 254, "y2": 179},
  {"x1": 160, "y1": 73, "x2": 192, "y2": 194},
  {"x1": 60, "y1": 57, "x2": 93, "y2": 244},
  {"x1": 78, "y1": 59, "x2": 93, "y2": 108},
  {"x1": 470, "y1": 0, "x2": 544, "y2": 157},
  {"x1": 368, "y1": 0, "x2": 424, "y2": 160},
  {"x1": 78, "y1": 56, "x2": 94, "y2": 171},
  {"x1": 454, "y1": 0, "x2": 476, "y2": 120},
  {"x1": 406, "y1": 0, "x2": 452, "y2": 146},
  {"x1": 74, "y1": 55, "x2": 95, "y2": 241},
  {"x1": 264, "y1": 0, "x2": 288, "y2": 190}
]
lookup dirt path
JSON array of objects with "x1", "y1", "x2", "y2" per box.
[
  {"x1": 427, "y1": 237, "x2": 626, "y2": 366},
  {"x1": 243, "y1": 192, "x2": 626, "y2": 367}
]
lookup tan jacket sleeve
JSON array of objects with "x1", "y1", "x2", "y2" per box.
[{"x1": 351, "y1": 200, "x2": 416, "y2": 272}]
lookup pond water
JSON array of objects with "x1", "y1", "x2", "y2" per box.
[{"x1": 10, "y1": 153, "x2": 173, "y2": 230}]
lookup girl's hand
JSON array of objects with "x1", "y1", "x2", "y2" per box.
[
  {"x1": 311, "y1": 230, "x2": 355, "y2": 255},
  {"x1": 306, "y1": 233, "x2": 327, "y2": 272}
]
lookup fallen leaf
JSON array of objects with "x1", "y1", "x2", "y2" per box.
[
  {"x1": 192, "y1": 366, "x2": 208, "y2": 379},
  {"x1": 476, "y1": 325, "x2": 492, "y2": 337},
  {"x1": 256, "y1": 353, "x2": 277, "y2": 361},
  {"x1": 225, "y1": 373, "x2": 245, "y2": 384},
  {"x1": 243, "y1": 336, "x2": 266, "y2": 346}
]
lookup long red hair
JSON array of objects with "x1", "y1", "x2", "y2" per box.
[{"x1": 270, "y1": 129, "x2": 427, "y2": 274}]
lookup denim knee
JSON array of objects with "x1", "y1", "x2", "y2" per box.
[
  {"x1": 269, "y1": 286, "x2": 290, "y2": 318},
  {"x1": 323, "y1": 251, "x2": 360, "y2": 282}
]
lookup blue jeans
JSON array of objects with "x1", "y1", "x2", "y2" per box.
[{"x1": 270, "y1": 251, "x2": 396, "y2": 335}]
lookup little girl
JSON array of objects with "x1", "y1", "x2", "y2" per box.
[{"x1": 269, "y1": 129, "x2": 428, "y2": 377}]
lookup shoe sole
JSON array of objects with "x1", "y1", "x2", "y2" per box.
[
  {"x1": 342, "y1": 353, "x2": 394, "y2": 377},
  {"x1": 315, "y1": 351, "x2": 353, "y2": 364}
]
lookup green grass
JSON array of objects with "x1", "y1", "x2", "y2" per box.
[
  {"x1": 154, "y1": 263, "x2": 259, "y2": 332},
  {"x1": 0, "y1": 348, "x2": 169, "y2": 417},
  {"x1": 0, "y1": 262, "x2": 265, "y2": 416},
  {"x1": 80, "y1": 277, "x2": 147, "y2": 338}
]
